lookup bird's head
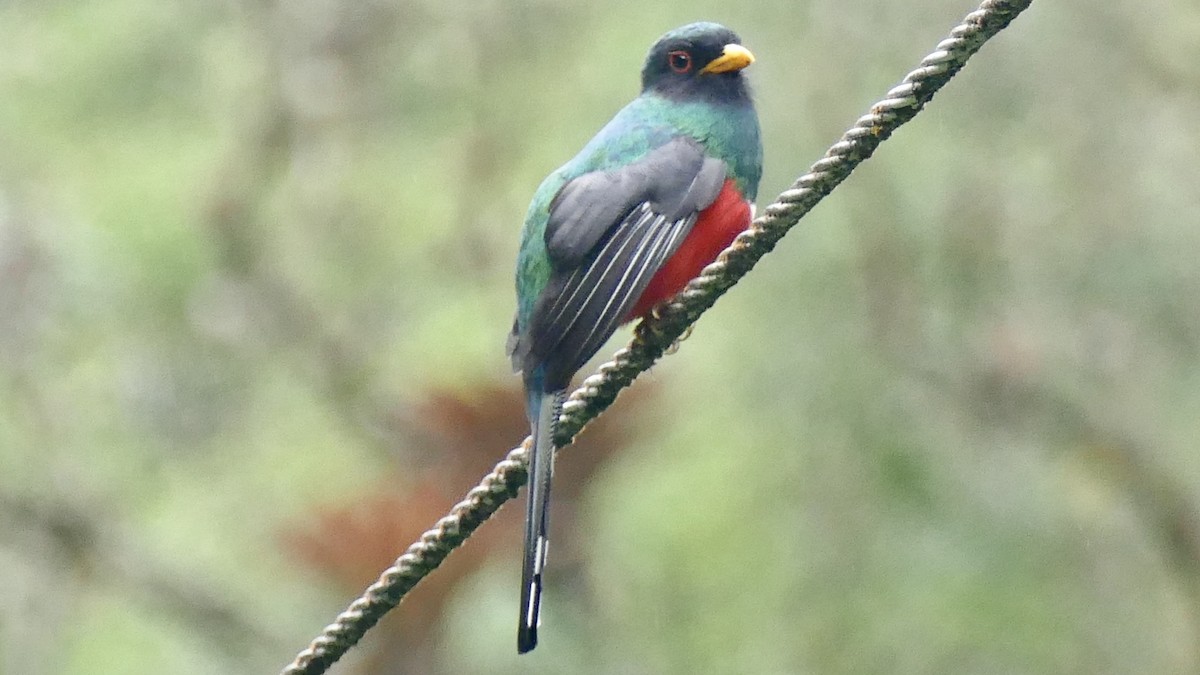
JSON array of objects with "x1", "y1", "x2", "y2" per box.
[{"x1": 641, "y1": 22, "x2": 754, "y2": 103}]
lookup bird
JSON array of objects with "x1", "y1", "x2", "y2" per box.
[{"x1": 506, "y1": 21, "x2": 762, "y2": 653}]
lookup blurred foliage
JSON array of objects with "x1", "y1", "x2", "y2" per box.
[{"x1": 2, "y1": 0, "x2": 1200, "y2": 673}]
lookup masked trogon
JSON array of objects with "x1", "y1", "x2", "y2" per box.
[{"x1": 507, "y1": 21, "x2": 763, "y2": 653}]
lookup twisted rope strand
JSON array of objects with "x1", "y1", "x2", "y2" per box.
[{"x1": 282, "y1": 1, "x2": 1032, "y2": 672}]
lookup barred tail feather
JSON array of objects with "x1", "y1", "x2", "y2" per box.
[{"x1": 518, "y1": 389, "x2": 562, "y2": 654}]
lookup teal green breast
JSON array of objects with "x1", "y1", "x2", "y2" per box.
[{"x1": 515, "y1": 93, "x2": 762, "y2": 326}]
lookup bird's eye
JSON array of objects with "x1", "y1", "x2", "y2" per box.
[{"x1": 667, "y1": 50, "x2": 692, "y2": 73}]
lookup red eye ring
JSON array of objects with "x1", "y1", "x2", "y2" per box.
[{"x1": 667, "y1": 50, "x2": 692, "y2": 73}]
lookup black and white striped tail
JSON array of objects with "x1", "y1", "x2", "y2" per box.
[{"x1": 518, "y1": 390, "x2": 561, "y2": 653}]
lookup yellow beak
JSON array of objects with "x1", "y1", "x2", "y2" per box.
[{"x1": 700, "y1": 44, "x2": 755, "y2": 74}]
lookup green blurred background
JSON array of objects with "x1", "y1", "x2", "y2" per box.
[{"x1": 3, "y1": 0, "x2": 1200, "y2": 673}]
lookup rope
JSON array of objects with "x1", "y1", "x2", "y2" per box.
[{"x1": 281, "y1": 1, "x2": 1034, "y2": 671}]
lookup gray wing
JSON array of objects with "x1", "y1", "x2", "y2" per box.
[{"x1": 515, "y1": 136, "x2": 727, "y2": 389}]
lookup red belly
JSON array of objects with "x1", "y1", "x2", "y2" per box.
[{"x1": 624, "y1": 179, "x2": 751, "y2": 322}]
